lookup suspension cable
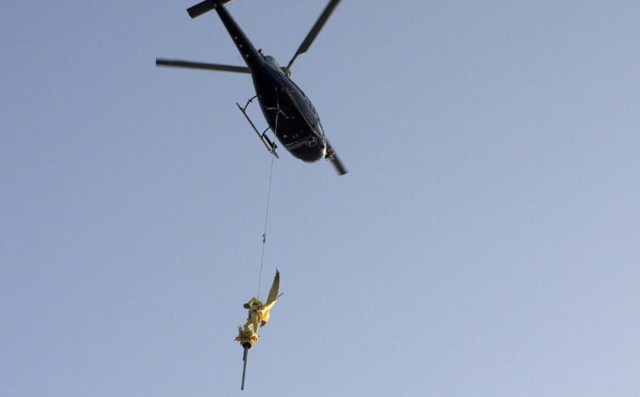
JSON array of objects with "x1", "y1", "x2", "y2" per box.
[{"x1": 256, "y1": 155, "x2": 275, "y2": 300}]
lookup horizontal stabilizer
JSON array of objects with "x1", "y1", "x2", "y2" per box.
[{"x1": 187, "y1": 0, "x2": 233, "y2": 18}]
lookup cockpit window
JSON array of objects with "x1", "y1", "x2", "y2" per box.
[{"x1": 316, "y1": 118, "x2": 325, "y2": 137}]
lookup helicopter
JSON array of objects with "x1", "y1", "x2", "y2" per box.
[{"x1": 157, "y1": 0, "x2": 347, "y2": 175}]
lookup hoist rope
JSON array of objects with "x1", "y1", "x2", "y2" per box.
[{"x1": 256, "y1": 154, "x2": 275, "y2": 300}]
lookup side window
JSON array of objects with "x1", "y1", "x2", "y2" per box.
[{"x1": 301, "y1": 94, "x2": 316, "y2": 123}]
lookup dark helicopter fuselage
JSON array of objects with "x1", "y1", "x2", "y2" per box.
[{"x1": 213, "y1": 3, "x2": 327, "y2": 163}]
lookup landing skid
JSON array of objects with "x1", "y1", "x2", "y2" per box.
[{"x1": 236, "y1": 96, "x2": 279, "y2": 159}]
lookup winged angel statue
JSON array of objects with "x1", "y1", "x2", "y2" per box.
[
  {"x1": 235, "y1": 270, "x2": 281, "y2": 389},
  {"x1": 235, "y1": 270, "x2": 281, "y2": 347}
]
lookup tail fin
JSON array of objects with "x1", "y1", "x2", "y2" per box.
[{"x1": 187, "y1": 0, "x2": 233, "y2": 19}]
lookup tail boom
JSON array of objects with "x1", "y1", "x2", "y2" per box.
[{"x1": 186, "y1": 0, "x2": 263, "y2": 71}]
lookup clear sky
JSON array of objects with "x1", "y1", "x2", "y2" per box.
[{"x1": 2, "y1": 1, "x2": 639, "y2": 396}]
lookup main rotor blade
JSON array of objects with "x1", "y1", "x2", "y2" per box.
[
  {"x1": 285, "y1": 0, "x2": 341, "y2": 70},
  {"x1": 156, "y1": 58, "x2": 251, "y2": 74},
  {"x1": 330, "y1": 154, "x2": 348, "y2": 176},
  {"x1": 326, "y1": 142, "x2": 347, "y2": 176}
]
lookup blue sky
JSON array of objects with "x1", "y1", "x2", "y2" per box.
[{"x1": 2, "y1": 1, "x2": 639, "y2": 395}]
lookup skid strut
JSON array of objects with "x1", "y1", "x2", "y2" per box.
[{"x1": 236, "y1": 96, "x2": 279, "y2": 158}]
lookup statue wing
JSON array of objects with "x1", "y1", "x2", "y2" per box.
[{"x1": 263, "y1": 270, "x2": 280, "y2": 311}]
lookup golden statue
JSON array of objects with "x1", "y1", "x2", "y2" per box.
[{"x1": 235, "y1": 270, "x2": 281, "y2": 390}]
